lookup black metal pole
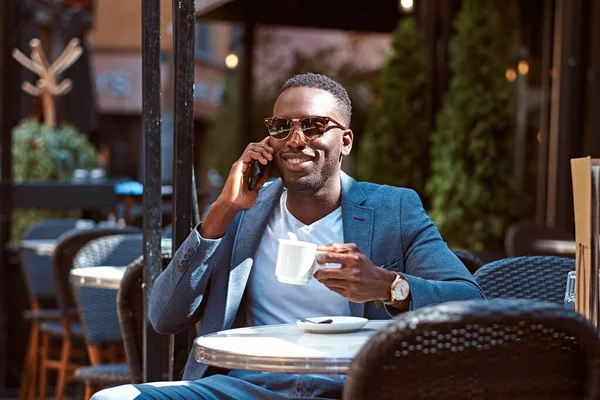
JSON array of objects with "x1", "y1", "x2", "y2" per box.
[
  {"x1": 535, "y1": 0, "x2": 554, "y2": 225},
  {"x1": 548, "y1": 0, "x2": 586, "y2": 231},
  {"x1": 0, "y1": 0, "x2": 20, "y2": 390},
  {"x1": 141, "y1": 0, "x2": 163, "y2": 383},
  {"x1": 170, "y1": 0, "x2": 195, "y2": 381}
]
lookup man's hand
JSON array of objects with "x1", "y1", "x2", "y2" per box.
[
  {"x1": 313, "y1": 243, "x2": 397, "y2": 303},
  {"x1": 200, "y1": 137, "x2": 272, "y2": 239},
  {"x1": 218, "y1": 136, "x2": 273, "y2": 211}
]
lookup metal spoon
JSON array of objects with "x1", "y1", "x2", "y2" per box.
[{"x1": 300, "y1": 318, "x2": 333, "y2": 324}]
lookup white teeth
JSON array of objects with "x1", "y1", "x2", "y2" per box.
[{"x1": 287, "y1": 158, "x2": 311, "y2": 164}]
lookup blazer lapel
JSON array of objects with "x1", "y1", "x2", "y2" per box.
[
  {"x1": 224, "y1": 180, "x2": 283, "y2": 328},
  {"x1": 340, "y1": 172, "x2": 373, "y2": 318}
]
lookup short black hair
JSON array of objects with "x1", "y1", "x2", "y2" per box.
[{"x1": 279, "y1": 72, "x2": 352, "y2": 126}]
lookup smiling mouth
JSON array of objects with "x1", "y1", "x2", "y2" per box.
[
  {"x1": 282, "y1": 155, "x2": 314, "y2": 170},
  {"x1": 287, "y1": 157, "x2": 312, "y2": 165}
]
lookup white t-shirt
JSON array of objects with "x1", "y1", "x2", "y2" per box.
[{"x1": 245, "y1": 189, "x2": 351, "y2": 326}]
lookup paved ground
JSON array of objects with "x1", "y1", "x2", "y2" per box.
[{"x1": 0, "y1": 387, "x2": 78, "y2": 400}]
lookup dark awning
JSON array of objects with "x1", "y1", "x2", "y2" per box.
[{"x1": 196, "y1": 0, "x2": 405, "y2": 33}]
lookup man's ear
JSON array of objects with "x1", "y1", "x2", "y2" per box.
[{"x1": 341, "y1": 129, "x2": 353, "y2": 156}]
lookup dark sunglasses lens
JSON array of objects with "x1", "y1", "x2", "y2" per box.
[
  {"x1": 301, "y1": 117, "x2": 327, "y2": 138},
  {"x1": 267, "y1": 119, "x2": 291, "y2": 139}
]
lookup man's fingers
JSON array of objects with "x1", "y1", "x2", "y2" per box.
[
  {"x1": 315, "y1": 276, "x2": 348, "y2": 286},
  {"x1": 314, "y1": 267, "x2": 359, "y2": 281},
  {"x1": 253, "y1": 173, "x2": 269, "y2": 192},
  {"x1": 317, "y1": 243, "x2": 347, "y2": 252},
  {"x1": 317, "y1": 279, "x2": 348, "y2": 292},
  {"x1": 316, "y1": 252, "x2": 348, "y2": 264},
  {"x1": 317, "y1": 243, "x2": 358, "y2": 253},
  {"x1": 259, "y1": 135, "x2": 272, "y2": 147},
  {"x1": 317, "y1": 252, "x2": 363, "y2": 268},
  {"x1": 247, "y1": 145, "x2": 273, "y2": 161},
  {"x1": 240, "y1": 137, "x2": 274, "y2": 163},
  {"x1": 247, "y1": 150, "x2": 269, "y2": 165}
]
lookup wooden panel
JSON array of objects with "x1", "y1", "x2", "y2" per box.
[{"x1": 89, "y1": 0, "x2": 173, "y2": 51}]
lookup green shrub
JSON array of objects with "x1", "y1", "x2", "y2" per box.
[
  {"x1": 356, "y1": 17, "x2": 430, "y2": 199},
  {"x1": 11, "y1": 118, "x2": 98, "y2": 240},
  {"x1": 426, "y1": 0, "x2": 516, "y2": 252}
]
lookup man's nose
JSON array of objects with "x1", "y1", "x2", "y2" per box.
[{"x1": 286, "y1": 124, "x2": 308, "y2": 147}]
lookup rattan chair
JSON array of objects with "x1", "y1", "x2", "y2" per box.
[
  {"x1": 73, "y1": 256, "x2": 144, "y2": 399},
  {"x1": 344, "y1": 299, "x2": 600, "y2": 400},
  {"x1": 75, "y1": 254, "x2": 172, "y2": 398},
  {"x1": 116, "y1": 256, "x2": 145, "y2": 385},
  {"x1": 473, "y1": 256, "x2": 575, "y2": 304},
  {"x1": 18, "y1": 218, "x2": 94, "y2": 400},
  {"x1": 71, "y1": 234, "x2": 143, "y2": 398},
  {"x1": 452, "y1": 249, "x2": 484, "y2": 274},
  {"x1": 37, "y1": 226, "x2": 140, "y2": 400}
]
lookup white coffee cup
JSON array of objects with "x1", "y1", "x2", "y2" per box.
[{"x1": 275, "y1": 239, "x2": 324, "y2": 285}]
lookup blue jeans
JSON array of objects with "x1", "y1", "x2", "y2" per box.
[{"x1": 91, "y1": 370, "x2": 346, "y2": 399}]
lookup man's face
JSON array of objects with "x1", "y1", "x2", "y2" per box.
[{"x1": 270, "y1": 87, "x2": 353, "y2": 193}]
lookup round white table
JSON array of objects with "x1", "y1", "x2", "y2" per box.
[
  {"x1": 19, "y1": 237, "x2": 173, "y2": 257},
  {"x1": 19, "y1": 239, "x2": 58, "y2": 255},
  {"x1": 70, "y1": 266, "x2": 128, "y2": 290},
  {"x1": 533, "y1": 239, "x2": 576, "y2": 255},
  {"x1": 193, "y1": 321, "x2": 390, "y2": 374}
]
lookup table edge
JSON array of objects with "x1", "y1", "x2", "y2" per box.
[
  {"x1": 193, "y1": 344, "x2": 352, "y2": 374},
  {"x1": 69, "y1": 272, "x2": 122, "y2": 290}
]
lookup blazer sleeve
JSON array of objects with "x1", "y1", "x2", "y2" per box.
[
  {"x1": 148, "y1": 222, "x2": 234, "y2": 334},
  {"x1": 396, "y1": 189, "x2": 486, "y2": 310}
]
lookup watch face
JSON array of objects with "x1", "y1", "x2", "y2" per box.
[{"x1": 394, "y1": 279, "x2": 410, "y2": 301}]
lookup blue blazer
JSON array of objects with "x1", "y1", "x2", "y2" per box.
[{"x1": 149, "y1": 172, "x2": 485, "y2": 380}]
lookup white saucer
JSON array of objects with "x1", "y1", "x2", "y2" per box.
[{"x1": 296, "y1": 316, "x2": 369, "y2": 334}]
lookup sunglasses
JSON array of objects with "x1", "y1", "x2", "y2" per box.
[{"x1": 264, "y1": 116, "x2": 347, "y2": 140}]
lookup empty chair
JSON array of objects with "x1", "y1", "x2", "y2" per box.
[
  {"x1": 70, "y1": 234, "x2": 143, "y2": 398},
  {"x1": 75, "y1": 253, "x2": 174, "y2": 398},
  {"x1": 18, "y1": 218, "x2": 94, "y2": 400},
  {"x1": 74, "y1": 255, "x2": 146, "y2": 399},
  {"x1": 473, "y1": 256, "x2": 575, "y2": 304},
  {"x1": 344, "y1": 299, "x2": 600, "y2": 400},
  {"x1": 505, "y1": 221, "x2": 574, "y2": 257},
  {"x1": 37, "y1": 226, "x2": 140, "y2": 400}
]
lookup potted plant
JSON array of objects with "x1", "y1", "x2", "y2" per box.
[{"x1": 11, "y1": 38, "x2": 99, "y2": 241}]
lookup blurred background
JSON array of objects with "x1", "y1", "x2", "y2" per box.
[{"x1": 0, "y1": 0, "x2": 599, "y2": 396}]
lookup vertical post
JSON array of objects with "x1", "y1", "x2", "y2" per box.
[
  {"x1": 170, "y1": 0, "x2": 195, "y2": 381},
  {"x1": 418, "y1": 0, "x2": 459, "y2": 130},
  {"x1": 535, "y1": 0, "x2": 554, "y2": 225},
  {"x1": 546, "y1": 0, "x2": 586, "y2": 232},
  {"x1": 0, "y1": 0, "x2": 19, "y2": 389},
  {"x1": 418, "y1": 0, "x2": 437, "y2": 128},
  {"x1": 589, "y1": 0, "x2": 600, "y2": 158},
  {"x1": 141, "y1": 0, "x2": 163, "y2": 383},
  {"x1": 514, "y1": 48, "x2": 529, "y2": 191},
  {"x1": 238, "y1": 0, "x2": 255, "y2": 154}
]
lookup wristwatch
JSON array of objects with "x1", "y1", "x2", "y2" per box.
[{"x1": 383, "y1": 272, "x2": 410, "y2": 305}]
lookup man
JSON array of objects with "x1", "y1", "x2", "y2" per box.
[{"x1": 93, "y1": 73, "x2": 485, "y2": 399}]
